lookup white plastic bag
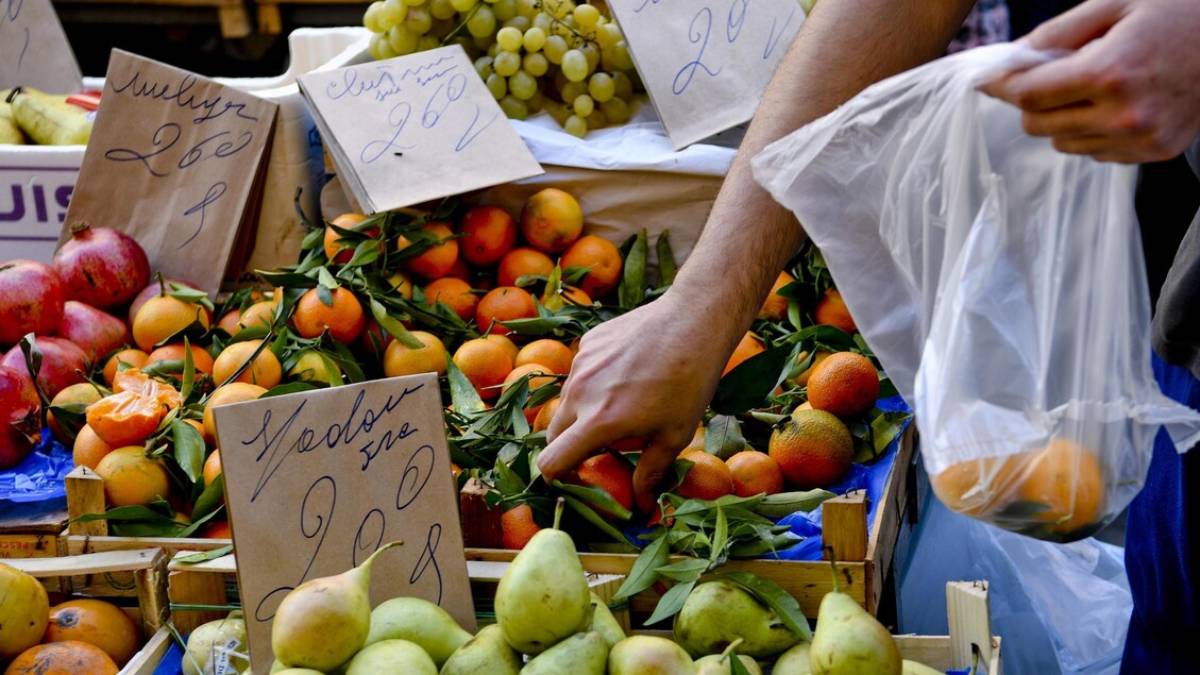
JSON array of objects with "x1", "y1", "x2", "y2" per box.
[{"x1": 753, "y1": 43, "x2": 1200, "y2": 542}]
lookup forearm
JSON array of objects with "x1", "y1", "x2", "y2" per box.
[{"x1": 669, "y1": 0, "x2": 974, "y2": 350}]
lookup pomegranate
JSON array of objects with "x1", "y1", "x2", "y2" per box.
[
  {"x1": 0, "y1": 365, "x2": 40, "y2": 469},
  {"x1": 54, "y1": 225, "x2": 150, "y2": 309},
  {"x1": 128, "y1": 278, "x2": 196, "y2": 325},
  {"x1": 0, "y1": 260, "x2": 65, "y2": 347},
  {"x1": 58, "y1": 301, "x2": 130, "y2": 362},
  {"x1": 0, "y1": 336, "x2": 87, "y2": 399}
]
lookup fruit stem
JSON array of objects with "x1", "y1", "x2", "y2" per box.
[
  {"x1": 553, "y1": 497, "x2": 565, "y2": 530},
  {"x1": 824, "y1": 545, "x2": 841, "y2": 594},
  {"x1": 361, "y1": 540, "x2": 404, "y2": 571},
  {"x1": 720, "y1": 638, "x2": 744, "y2": 661}
]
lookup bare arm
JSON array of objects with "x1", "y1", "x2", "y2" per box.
[{"x1": 538, "y1": 0, "x2": 974, "y2": 508}]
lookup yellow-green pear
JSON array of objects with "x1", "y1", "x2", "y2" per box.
[
  {"x1": 695, "y1": 653, "x2": 764, "y2": 675},
  {"x1": 345, "y1": 639, "x2": 436, "y2": 675},
  {"x1": 608, "y1": 635, "x2": 693, "y2": 675},
  {"x1": 520, "y1": 631, "x2": 607, "y2": 674},
  {"x1": 773, "y1": 642, "x2": 813, "y2": 674},
  {"x1": 440, "y1": 624, "x2": 522, "y2": 675},
  {"x1": 366, "y1": 596, "x2": 472, "y2": 666},
  {"x1": 275, "y1": 670, "x2": 324, "y2": 674},
  {"x1": 809, "y1": 559, "x2": 900, "y2": 675},
  {"x1": 587, "y1": 592, "x2": 626, "y2": 648},
  {"x1": 902, "y1": 660, "x2": 944, "y2": 675},
  {"x1": 183, "y1": 613, "x2": 249, "y2": 675},
  {"x1": 271, "y1": 541, "x2": 403, "y2": 670},
  {"x1": 674, "y1": 581, "x2": 800, "y2": 658},
  {"x1": 494, "y1": 500, "x2": 590, "y2": 654}
]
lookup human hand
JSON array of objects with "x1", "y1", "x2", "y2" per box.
[{"x1": 982, "y1": 0, "x2": 1200, "y2": 163}]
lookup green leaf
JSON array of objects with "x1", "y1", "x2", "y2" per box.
[
  {"x1": 711, "y1": 342, "x2": 796, "y2": 414},
  {"x1": 180, "y1": 337, "x2": 196, "y2": 401},
  {"x1": 614, "y1": 533, "x2": 670, "y2": 601},
  {"x1": 501, "y1": 315, "x2": 576, "y2": 335},
  {"x1": 720, "y1": 571, "x2": 813, "y2": 641},
  {"x1": 645, "y1": 578, "x2": 695, "y2": 625},
  {"x1": 72, "y1": 504, "x2": 178, "y2": 526},
  {"x1": 175, "y1": 545, "x2": 233, "y2": 564},
  {"x1": 369, "y1": 297, "x2": 424, "y2": 348},
  {"x1": 177, "y1": 503, "x2": 226, "y2": 538},
  {"x1": 191, "y1": 476, "x2": 225, "y2": 521},
  {"x1": 262, "y1": 382, "x2": 321, "y2": 398},
  {"x1": 167, "y1": 284, "x2": 214, "y2": 311},
  {"x1": 112, "y1": 521, "x2": 187, "y2": 537},
  {"x1": 729, "y1": 649, "x2": 752, "y2": 675},
  {"x1": 446, "y1": 355, "x2": 487, "y2": 416},
  {"x1": 551, "y1": 480, "x2": 632, "y2": 521},
  {"x1": 171, "y1": 418, "x2": 205, "y2": 484},
  {"x1": 300, "y1": 226, "x2": 325, "y2": 251},
  {"x1": 618, "y1": 229, "x2": 648, "y2": 310},
  {"x1": 654, "y1": 557, "x2": 708, "y2": 582},
  {"x1": 347, "y1": 239, "x2": 382, "y2": 267},
  {"x1": 562, "y1": 495, "x2": 637, "y2": 551},
  {"x1": 493, "y1": 457, "x2": 527, "y2": 494},
  {"x1": 317, "y1": 266, "x2": 339, "y2": 290},
  {"x1": 655, "y1": 232, "x2": 678, "y2": 286},
  {"x1": 709, "y1": 503, "x2": 728, "y2": 566},
  {"x1": 704, "y1": 415, "x2": 747, "y2": 459}
]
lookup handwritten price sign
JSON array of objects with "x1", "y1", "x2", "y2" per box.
[
  {"x1": 0, "y1": 0, "x2": 82, "y2": 92},
  {"x1": 298, "y1": 44, "x2": 541, "y2": 214},
  {"x1": 213, "y1": 373, "x2": 475, "y2": 673},
  {"x1": 62, "y1": 50, "x2": 276, "y2": 296},
  {"x1": 608, "y1": 0, "x2": 806, "y2": 148}
]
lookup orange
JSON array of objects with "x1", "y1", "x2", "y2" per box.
[
  {"x1": 460, "y1": 205, "x2": 517, "y2": 266},
  {"x1": 446, "y1": 257, "x2": 472, "y2": 281},
  {"x1": 515, "y1": 339, "x2": 574, "y2": 375},
  {"x1": 131, "y1": 296, "x2": 210, "y2": 352},
  {"x1": 723, "y1": 332, "x2": 765, "y2": 376},
  {"x1": 815, "y1": 289, "x2": 856, "y2": 333},
  {"x1": 758, "y1": 272, "x2": 794, "y2": 321},
  {"x1": 292, "y1": 287, "x2": 366, "y2": 343},
  {"x1": 145, "y1": 343, "x2": 214, "y2": 375},
  {"x1": 235, "y1": 301, "x2": 277, "y2": 334},
  {"x1": 532, "y1": 396, "x2": 560, "y2": 432},
  {"x1": 94, "y1": 446, "x2": 169, "y2": 507},
  {"x1": 424, "y1": 277, "x2": 478, "y2": 321},
  {"x1": 1014, "y1": 439, "x2": 1106, "y2": 535},
  {"x1": 676, "y1": 451, "x2": 735, "y2": 500},
  {"x1": 213, "y1": 340, "x2": 282, "y2": 388},
  {"x1": 453, "y1": 338, "x2": 514, "y2": 400},
  {"x1": 401, "y1": 222, "x2": 459, "y2": 279},
  {"x1": 806, "y1": 351, "x2": 879, "y2": 418},
  {"x1": 3, "y1": 641, "x2": 117, "y2": 675},
  {"x1": 44, "y1": 599, "x2": 140, "y2": 666},
  {"x1": 107, "y1": 370, "x2": 182, "y2": 409},
  {"x1": 562, "y1": 285, "x2": 592, "y2": 306},
  {"x1": 484, "y1": 334, "x2": 519, "y2": 362},
  {"x1": 323, "y1": 213, "x2": 370, "y2": 263},
  {"x1": 930, "y1": 457, "x2": 1013, "y2": 518},
  {"x1": 203, "y1": 383, "x2": 267, "y2": 443},
  {"x1": 577, "y1": 452, "x2": 634, "y2": 514},
  {"x1": 202, "y1": 449, "x2": 222, "y2": 487},
  {"x1": 790, "y1": 350, "x2": 832, "y2": 387},
  {"x1": 288, "y1": 350, "x2": 342, "y2": 387},
  {"x1": 86, "y1": 392, "x2": 165, "y2": 447},
  {"x1": 102, "y1": 349, "x2": 148, "y2": 386},
  {"x1": 560, "y1": 235, "x2": 623, "y2": 299},
  {"x1": 388, "y1": 273, "x2": 415, "y2": 300},
  {"x1": 769, "y1": 409, "x2": 853, "y2": 489},
  {"x1": 726, "y1": 450, "x2": 785, "y2": 497},
  {"x1": 73, "y1": 425, "x2": 112, "y2": 470},
  {"x1": 216, "y1": 309, "x2": 241, "y2": 334},
  {"x1": 200, "y1": 520, "x2": 232, "y2": 539},
  {"x1": 497, "y1": 247, "x2": 554, "y2": 287},
  {"x1": 501, "y1": 503, "x2": 541, "y2": 550},
  {"x1": 48, "y1": 383, "x2": 105, "y2": 441},
  {"x1": 183, "y1": 419, "x2": 206, "y2": 444},
  {"x1": 502, "y1": 363, "x2": 556, "y2": 395},
  {"x1": 520, "y1": 188, "x2": 583, "y2": 253},
  {"x1": 475, "y1": 286, "x2": 537, "y2": 336},
  {"x1": 383, "y1": 331, "x2": 448, "y2": 377}
]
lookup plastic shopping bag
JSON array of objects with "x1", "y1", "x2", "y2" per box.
[{"x1": 752, "y1": 43, "x2": 1200, "y2": 542}]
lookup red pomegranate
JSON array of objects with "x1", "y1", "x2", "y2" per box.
[
  {"x1": 0, "y1": 336, "x2": 87, "y2": 399},
  {"x1": 54, "y1": 225, "x2": 150, "y2": 309},
  {"x1": 128, "y1": 278, "x2": 196, "y2": 325},
  {"x1": 0, "y1": 260, "x2": 65, "y2": 347},
  {"x1": 0, "y1": 365, "x2": 40, "y2": 469},
  {"x1": 58, "y1": 301, "x2": 130, "y2": 362}
]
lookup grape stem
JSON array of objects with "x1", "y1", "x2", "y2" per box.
[
  {"x1": 441, "y1": 1, "x2": 484, "y2": 46},
  {"x1": 535, "y1": 0, "x2": 600, "y2": 49}
]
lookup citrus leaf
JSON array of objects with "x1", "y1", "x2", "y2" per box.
[
  {"x1": 654, "y1": 557, "x2": 708, "y2": 582},
  {"x1": 562, "y1": 495, "x2": 637, "y2": 551},
  {"x1": 618, "y1": 229, "x2": 648, "y2": 310},
  {"x1": 300, "y1": 226, "x2": 324, "y2": 251},
  {"x1": 551, "y1": 479, "x2": 632, "y2": 521},
  {"x1": 730, "y1": 649, "x2": 752, "y2": 675},
  {"x1": 447, "y1": 355, "x2": 487, "y2": 415},
  {"x1": 711, "y1": 342, "x2": 796, "y2": 414},
  {"x1": 656, "y1": 232, "x2": 677, "y2": 286},
  {"x1": 175, "y1": 545, "x2": 233, "y2": 564},
  {"x1": 177, "y1": 502, "x2": 226, "y2": 538},
  {"x1": 171, "y1": 418, "x2": 205, "y2": 484},
  {"x1": 180, "y1": 336, "x2": 196, "y2": 401},
  {"x1": 614, "y1": 533, "x2": 669, "y2": 601},
  {"x1": 709, "y1": 503, "x2": 728, "y2": 566},
  {"x1": 494, "y1": 456, "x2": 526, "y2": 494},
  {"x1": 645, "y1": 578, "x2": 695, "y2": 625},
  {"x1": 191, "y1": 475, "x2": 225, "y2": 521},
  {"x1": 262, "y1": 382, "x2": 320, "y2": 398},
  {"x1": 369, "y1": 298, "x2": 424, "y2": 349}
]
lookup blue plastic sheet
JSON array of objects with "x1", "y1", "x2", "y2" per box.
[
  {"x1": 0, "y1": 428, "x2": 74, "y2": 503},
  {"x1": 152, "y1": 641, "x2": 185, "y2": 675}
]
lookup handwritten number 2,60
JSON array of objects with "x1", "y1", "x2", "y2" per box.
[
  {"x1": 104, "y1": 123, "x2": 181, "y2": 177},
  {"x1": 672, "y1": 8, "x2": 721, "y2": 95},
  {"x1": 361, "y1": 101, "x2": 414, "y2": 164},
  {"x1": 421, "y1": 74, "x2": 467, "y2": 128},
  {"x1": 255, "y1": 475, "x2": 336, "y2": 623}
]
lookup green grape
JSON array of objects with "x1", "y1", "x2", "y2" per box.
[
  {"x1": 552, "y1": 20, "x2": 576, "y2": 39},
  {"x1": 523, "y1": 27, "x2": 546, "y2": 52},
  {"x1": 494, "y1": 50, "x2": 521, "y2": 76},
  {"x1": 369, "y1": 32, "x2": 397, "y2": 60},
  {"x1": 474, "y1": 55, "x2": 495, "y2": 77},
  {"x1": 612, "y1": 71, "x2": 634, "y2": 99},
  {"x1": 545, "y1": 0, "x2": 574, "y2": 20},
  {"x1": 503, "y1": 16, "x2": 531, "y2": 32},
  {"x1": 588, "y1": 72, "x2": 614, "y2": 102},
  {"x1": 527, "y1": 90, "x2": 546, "y2": 113},
  {"x1": 430, "y1": 17, "x2": 456, "y2": 38},
  {"x1": 388, "y1": 25, "x2": 419, "y2": 54},
  {"x1": 561, "y1": 49, "x2": 588, "y2": 82},
  {"x1": 564, "y1": 114, "x2": 588, "y2": 138},
  {"x1": 600, "y1": 97, "x2": 629, "y2": 124},
  {"x1": 429, "y1": 0, "x2": 456, "y2": 20},
  {"x1": 586, "y1": 107, "x2": 608, "y2": 129},
  {"x1": 492, "y1": 0, "x2": 518, "y2": 21},
  {"x1": 545, "y1": 101, "x2": 571, "y2": 125},
  {"x1": 509, "y1": 70, "x2": 539, "y2": 100},
  {"x1": 467, "y1": 5, "x2": 497, "y2": 36},
  {"x1": 516, "y1": 0, "x2": 538, "y2": 19},
  {"x1": 402, "y1": 0, "x2": 424, "y2": 5},
  {"x1": 560, "y1": 81, "x2": 587, "y2": 105},
  {"x1": 405, "y1": 7, "x2": 433, "y2": 34},
  {"x1": 573, "y1": 94, "x2": 594, "y2": 117},
  {"x1": 450, "y1": 0, "x2": 477, "y2": 11},
  {"x1": 417, "y1": 35, "x2": 439, "y2": 51},
  {"x1": 580, "y1": 44, "x2": 600, "y2": 73},
  {"x1": 611, "y1": 41, "x2": 635, "y2": 71},
  {"x1": 573, "y1": 3, "x2": 600, "y2": 30},
  {"x1": 381, "y1": 0, "x2": 410, "y2": 29},
  {"x1": 363, "y1": 2, "x2": 387, "y2": 32},
  {"x1": 544, "y1": 35, "x2": 568, "y2": 64},
  {"x1": 532, "y1": 12, "x2": 553, "y2": 31},
  {"x1": 484, "y1": 39, "x2": 499, "y2": 55},
  {"x1": 522, "y1": 52, "x2": 549, "y2": 77},
  {"x1": 486, "y1": 72, "x2": 508, "y2": 99},
  {"x1": 596, "y1": 22, "x2": 621, "y2": 50},
  {"x1": 500, "y1": 95, "x2": 529, "y2": 120},
  {"x1": 496, "y1": 26, "x2": 523, "y2": 51}
]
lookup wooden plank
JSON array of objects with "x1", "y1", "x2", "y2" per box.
[
  {"x1": 948, "y1": 580, "x2": 996, "y2": 672},
  {"x1": 168, "y1": 565, "x2": 231, "y2": 635},
  {"x1": 134, "y1": 556, "x2": 170, "y2": 637},
  {"x1": 64, "y1": 535, "x2": 229, "y2": 598},
  {"x1": 824, "y1": 490, "x2": 868, "y2": 562},
  {"x1": 865, "y1": 424, "x2": 916, "y2": 613},
  {"x1": 0, "y1": 533, "x2": 61, "y2": 559},
  {"x1": 0, "y1": 505, "x2": 69, "y2": 534},
  {"x1": 66, "y1": 465, "x2": 107, "y2": 537},
  {"x1": 256, "y1": 3, "x2": 283, "y2": 34},
  {"x1": 459, "y1": 478, "x2": 503, "y2": 549},
  {"x1": 5, "y1": 548, "x2": 162, "y2": 576},
  {"x1": 218, "y1": 5, "x2": 252, "y2": 38},
  {"x1": 120, "y1": 628, "x2": 174, "y2": 675}
]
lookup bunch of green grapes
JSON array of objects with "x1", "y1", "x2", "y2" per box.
[{"x1": 362, "y1": 0, "x2": 640, "y2": 138}]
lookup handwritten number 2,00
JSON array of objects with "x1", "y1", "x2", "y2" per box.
[{"x1": 668, "y1": 1, "x2": 800, "y2": 95}]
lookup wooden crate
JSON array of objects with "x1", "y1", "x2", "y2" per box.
[
  {"x1": 465, "y1": 425, "x2": 916, "y2": 622},
  {"x1": 893, "y1": 581, "x2": 1003, "y2": 675},
  {"x1": 0, "y1": 503, "x2": 67, "y2": 560}
]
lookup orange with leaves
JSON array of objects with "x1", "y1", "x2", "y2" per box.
[
  {"x1": 94, "y1": 446, "x2": 169, "y2": 507},
  {"x1": 497, "y1": 247, "x2": 554, "y2": 287},
  {"x1": 475, "y1": 286, "x2": 537, "y2": 336},
  {"x1": 292, "y1": 287, "x2": 365, "y2": 343},
  {"x1": 758, "y1": 272, "x2": 794, "y2": 321},
  {"x1": 460, "y1": 205, "x2": 517, "y2": 266},
  {"x1": 131, "y1": 295, "x2": 210, "y2": 352},
  {"x1": 213, "y1": 340, "x2": 282, "y2": 388},
  {"x1": 383, "y1": 331, "x2": 448, "y2": 377},
  {"x1": 145, "y1": 343, "x2": 214, "y2": 375},
  {"x1": 515, "y1": 339, "x2": 574, "y2": 375},
  {"x1": 453, "y1": 338, "x2": 514, "y2": 400},
  {"x1": 501, "y1": 503, "x2": 541, "y2": 550},
  {"x1": 424, "y1": 277, "x2": 478, "y2": 321},
  {"x1": 725, "y1": 450, "x2": 785, "y2": 497},
  {"x1": 323, "y1": 213, "x2": 373, "y2": 263},
  {"x1": 676, "y1": 451, "x2": 735, "y2": 500},
  {"x1": 401, "y1": 222, "x2": 459, "y2": 279},
  {"x1": 560, "y1": 235, "x2": 622, "y2": 299},
  {"x1": 815, "y1": 289, "x2": 856, "y2": 333},
  {"x1": 203, "y1": 383, "x2": 267, "y2": 443},
  {"x1": 102, "y1": 349, "x2": 148, "y2": 386},
  {"x1": 722, "y1": 332, "x2": 765, "y2": 376},
  {"x1": 521, "y1": 188, "x2": 583, "y2": 253},
  {"x1": 577, "y1": 452, "x2": 635, "y2": 515},
  {"x1": 72, "y1": 425, "x2": 112, "y2": 470},
  {"x1": 235, "y1": 301, "x2": 277, "y2": 335},
  {"x1": 806, "y1": 351, "x2": 879, "y2": 418},
  {"x1": 769, "y1": 409, "x2": 853, "y2": 489}
]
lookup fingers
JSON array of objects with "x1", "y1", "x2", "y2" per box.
[
  {"x1": 983, "y1": 53, "x2": 1098, "y2": 111},
  {"x1": 1024, "y1": 0, "x2": 1123, "y2": 52},
  {"x1": 633, "y1": 440, "x2": 679, "y2": 514},
  {"x1": 1020, "y1": 103, "x2": 1112, "y2": 138}
]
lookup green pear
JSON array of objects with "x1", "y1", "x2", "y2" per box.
[
  {"x1": 494, "y1": 501, "x2": 590, "y2": 654},
  {"x1": 587, "y1": 592, "x2": 626, "y2": 648},
  {"x1": 440, "y1": 624, "x2": 522, "y2": 675},
  {"x1": 695, "y1": 653, "x2": 764, "y2": 675},
  {"x1": 367, "y1": 596, "x2": 472, "y2": 666},
  {"x1": 902, "y1": 660, "x2": 944, "y2": 675},
  {"x1": 183, "y1": 613, "x2": 249, "y2": 675},
  {"x1": 275, "y1": 670, "x2": 325, "y2": 674},
  {"x1": 608, "y1": 635, "x2": 693, "y2": 675},
  {"x1": 773, "y1": 642, "x2": 813, "y2": 674},
  {"x1": 271, "y1": 541, "x2": 403, "y2": 671},
  {"x1": 809, "y1": 559, "x2": 900, "y2": 675},
  {"x1": 345, "y1": 639, "x2": 436, "y2": 675},
  {"x1": 520, "y1": 631, "x2": 607, "y2": 674},
  {"x1": 674, "y1": 581, "x2": 800, "y2": 658}
]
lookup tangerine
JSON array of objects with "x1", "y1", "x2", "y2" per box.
[
  {"x1": 202, "y1": 449, "x2": 222, "y2": 487},
  {"x1": 203, "y1": 383, "x2": 267, "y2": 443},
  {"x1": 930, "y1": 457, "x2": 1012, "y2": 518},
  {"x1": 453, "y1": 338, "x2": 514, "y2": 400},
  {"x1": 48, "y1": 383, "x2": 104, "y2": 441},
  {"x1": 44, "y1": 599, "x2": 140, "y2": 665},
  {"x1": 383, "y1": 331, "x2": 448, "y2": 377},
  {"x1": 145, "y1": 343, "x2": 214, "y2": 375},
  {"x1": 460, "y1": 205, "x2": 517, "y2": 266},
  {"x1": 72, "y1": 425, "x2": 112, "y2": 470},
  {"x1": 323, "y1": 213, "x2": 371, "y2": 263},
  {"x1": 577, "y1": 452, "x2": 634, "y2": 514},
  {"x1": 497, "y1": 247, "x2": 554, "y2": 287},
  {"x1": 131, "y1": 296, "x2": 210, "y2": 352},
  {"x1": 501, "y1": 503, "x2": 541, "y2": 550},
  {"x1": 94, "y1": 446, "x2": 169, "y2": 507},
  {"x1": 3, "y1": 641, "x2": 117, "y2": 675},
  {"x1": 521, "y1": 188, "x2": 583, "y2": 253},
  {"x1": 235, "y1": 301, "x2": 277, "y2": 334},
  {"x1": 292, "y1": 287, "x2": 365, "y2": 343},
  {"x1": 475, "y1": 286, "x2": 537, "y2": 335},
  {"x1": 790, "y1": 350, "x2": 832, "y2": 387},
  {"x1": 515, "y1": 339, "x2": 574, "y2": 375},
  {"x1": 1015, "y1": 439, "x2": 1106, "y2": 535},
  {"x1": 216, "y1": 310, "x2": 241, "y2": 334},
  {"x1": 102, "y1": 349, "x2": 148, "y2": 386},
  {"x1": 200, "y1": 520, "x2": 231, "y2": 539},
  {"x1": 725, "y1": 450, "x2": 785, "y2": 497},
  {"x1": 484, "y1": 334, "x2": 519, "y2": 362},
  {"x1": 424, "y1": 277, "x2": 478, "y2": 321},
  {"x1": 758, "y1": 272, "x2": 794, "y2": 321},
  {"x1": 676, "y1": 451, "x2": 734, "y2": 500},
  {"x1": 722, "y1": 332, "x2": 765, "y2": 376},
  {"x1": 288, "y1": 350, "x2": 342, "y2": 387},
  {"x1": 815, "y1": 289, "x2": 856, "y2": 333},
  {"x1": 402, "y1": 222, "x2": 459, "y2": 279},
  {"x1": 769, "y1": 409, "x2": 853, "y2": 489},
  {"x1": 560, "y1": 235, "x2": 622, "y2": 299},
  {"x1": 532, "y1": 396, "x2": 560, "y2": 432},
  {"x1": 806, "y1": 351, "x2": 879, "y2": 418},
  {"x1": 213, "y1": 340, "x2": 282, "y2": 388},
  {"x1": 388, "y1": 272, "x2": 415, "y2": 300},
  {"x1": 562, "y1": 285, "x2": 592, "y2": 306},
  {"x1": 86, "y1": 392, "x2": 165, "y2": 447}
]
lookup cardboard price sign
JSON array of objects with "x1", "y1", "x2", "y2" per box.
[
  {"x1": 0, "y1": 0, "x2": 82, "y2": 93},
  {"x1": 213, "y1": 373, "x2": 475, "y2": 673},
  {"x1": 62, "y1": 50, "x2": 277, "y2": 296},
  {"x1": 298, "y1": 44, "x2": 542, "y2": 214},
  {"x1": 608, "y1": 0, "x2": 806, "y2": 149}
]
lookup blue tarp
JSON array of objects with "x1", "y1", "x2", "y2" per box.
[
  {"x1": 0, "y1": 428, "x2": 74, "y2": 503},
  {"x1": 151, "y1": 642, "x2": 185, "y2": 675}
]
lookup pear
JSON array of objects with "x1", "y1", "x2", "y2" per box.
[
  {"x1": 773, "y1": 642, "x2": 813, "y2": 674},
  {"x1": 183, "y1": 613, "x2": 249, "y2": 675},
  {"x1": 367, "y1": 596, "x2": 472, "y2": 666},
  {"x1": 587, "y1": 592, "x2": 626, "y2": 648},
  {"x1": 494, "y1": 500, "x2": 590, "y2": 654},
  {"x1": 608, "y1": 635, "x2": 693, "y2": 675},
  {"x1": 345, "y1": 639, "x2": 437, "y2": 675},
  {"x1": 520, "y1": 631, "x2": 607, "y2": 675},
  {"x1": 902, "y1": 660, "x2": 944, "y2": 675},
  {"x1": 275, "y1": 670, "x2": 324, "y2": 674},
  {"x1": 809, "y1": 558, "x2": 900, "y2": 675},
  {"x1": 271, "y1": 540, "x2": 403, "y2": 671},
  {"x1": 674, "y1": 581, "x2": 800, "y2": 658},
  {"x1": 440, "y1": 624, "x2": 522, "y2": 675},
  {"x1": 695, "y1": 654, "x2": 764, "y2": 675}
]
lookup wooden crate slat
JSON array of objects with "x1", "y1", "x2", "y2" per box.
[{"x1": 5, "y1": 547, "x2": 162, "y2": 576}]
